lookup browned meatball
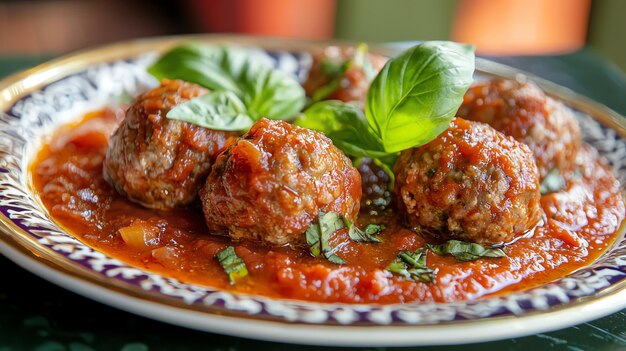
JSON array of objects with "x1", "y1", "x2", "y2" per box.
[
  {"x1": 457, "y1": 79, "x2": 581, "y2": 180},
  {"x1": 394, "y1": 118, "x2": 541, "y2": 245},
  {"x1": 104, "y1": 79, "x2": 237, "y2": 210},
  {"x1": 303, "y1": 46, "x2": 387, "y2": 103},
  {"x1": 200, "y1": 118, "x2": 361, "y2": 247}
]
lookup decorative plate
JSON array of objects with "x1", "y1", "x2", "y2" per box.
[{"x1": 0, "y1": 35, "x2": 625, "y2": 347}]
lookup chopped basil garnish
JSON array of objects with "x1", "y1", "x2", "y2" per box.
[
  {"x1": 306, "y1": 212, "x2": 347, "y2": 264},
  {"x1": 348, "y1": 222, "x2": 383, "y2": 243},
  {"x1": 386, "y1": 249, "x2": 435, "y2": 283},
  {"x1": 540, "y1": 168, "x2": 566, "y2": 194},
  {"x1": 426, "y1": 240, "x2": 506, "y2": 262},
  {"x1": 215, "y1": 246, "x2": 249, "y2": 284},
  {"x1": 306, "y1": 213, "x2": 384, "y2": 263}
]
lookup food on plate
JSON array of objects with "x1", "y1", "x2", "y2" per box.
[
  {"x1": 30, "y1": 41, "x2": 625, "y2": 304},
  {"x1": 104, "y1": 79, "x2": 237, "y2": 209},
  {"x1": 302, "y1": 44, "x2": 387, "y2": 103},
  {"x1": 200, "y1": 118, "x2": 361, "y2": 246},
  {"x1": 457, "y1": 79, "x2": 582, "y2": 180},
  {"x1": 394, "y1": 118, "x2": 541, "y2": 245}
]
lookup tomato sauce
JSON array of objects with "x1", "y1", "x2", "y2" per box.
[{"x1": 30, "y1": 109, "x2": 626, "y2": 304}]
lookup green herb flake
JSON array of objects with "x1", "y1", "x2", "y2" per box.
[
  {"x1": 386, "y1": 249, "x2": 435, "y2": 283},
  {"x1": 426, "y1": 240, "x2": 506, "y2": 262},
  {"x1": 215, "y1": 246, "x2": 249, "y2": 284},
  {"x1": 306, "y1": 212, "x2": 347, "y2": 264},
  {"x1": 348, "y1": 222, "x2": 383, "y2": 243},
  {"x1": 540, "y1": 168, "x2": 566, "y2": 194}
]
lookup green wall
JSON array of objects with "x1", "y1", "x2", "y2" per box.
[
  {"x1": 335, "y1": 0, "x2": 457, "y2": 42},
  {"x1": 335, "y1": 0, "x2": 625, "y2": 72},
  {"x1": 589, "y1": 0, "x2": 626, "y2": 72}
]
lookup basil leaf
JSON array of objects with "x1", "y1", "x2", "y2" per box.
[
  {"x1": 306, "y1": 212, "x2": 347, "y2": 264},
  {"x1": 365, "y1": 41, "x2": 475, "y2": 153},
  {"x1": 426, "y1": 240, "x2": 506, "y2": 262},
  {"x1": 166, "y1": 91, "x2": 254, "y2": 131},
  {"x1": 295, "y1": 101, "x2": 398, "y2": 183},
  {"x1": 149, "y1": 44, "x2": 249, "y2": 94},
  {"x1": 242, "y1": 65, "x2": 307, "y2": 121},
  {"x1": 540, "y1": 168, "x2": 566, "y2": 194},
  {"x1": 215, "y1": 246, "x2": 249, "y2": 284},
  {"x1": 149, "y1": 43, "x2": 305, "y2": 122},
  {"x1": 296, "y1": 101, "x2": 388, "y2": 158},
  {"x1": 386, "y1": 249, "x2": 435, "y2": 283},
  {"x1": 348, "y1": 222, "x2": 383, "y2": 243},
  {"x1": 305, "y1": 225, "x2": 321, "y2": 257}
]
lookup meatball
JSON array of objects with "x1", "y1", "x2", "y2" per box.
[
  {"x1": 394, "y1": 118, "x2": 541, "y2": 245},
  {"x1": 200, "y1": 118, "x2": 361, "y2": 246},
  {"x1": 457, "y1": 79, "x2": 581, "y2": 180},
  {"x1": 104, "y1": 79, "x2": 237, "y2": 210},
  {"x1": 303, "y1": 45, "x2": 387, "y2": 103}
]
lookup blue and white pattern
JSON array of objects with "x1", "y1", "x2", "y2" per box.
[{"x1": 0, "y1": 49, "x2": 625, "y2": 326}]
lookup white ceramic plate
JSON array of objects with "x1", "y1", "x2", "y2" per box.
[{"x1": 0, "y1": 35, "x2": 625, "y2": 347}]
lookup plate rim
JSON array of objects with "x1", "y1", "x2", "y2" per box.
[
  {"x1": 3, "y1": 224, "x2": 626, "y2": 347},
  {"x1": 1, "y1": 34, "x2": 626, "y2": 346}
]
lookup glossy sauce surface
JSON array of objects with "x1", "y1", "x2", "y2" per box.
[{"x1": 31, "y1": 109, "x2": 625, "y2": 304}]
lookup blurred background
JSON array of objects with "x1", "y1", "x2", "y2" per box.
[{"x1": 0, "y1": 0, "x2": 624, "y2": 71}]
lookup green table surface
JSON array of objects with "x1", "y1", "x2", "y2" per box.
[{"x1": 1, "y1": 48, "x2": 626, "y2": 351}]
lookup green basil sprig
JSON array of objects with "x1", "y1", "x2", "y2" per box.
[
  {"x1": 215, "y1": 246, "x2": 249, "y2": 284},
  {"x1": 426, "y1": 240, "x2": 506, "y2": 262},
  {"x1": 148, "y1": 43, "x2": 306, "y2": 129},
  {"x1": 386, "y1": 249, "x2": 436, "y2": 283},
  {"x1": 296, "y1": 41, "x2": 474, "y2": 177}
]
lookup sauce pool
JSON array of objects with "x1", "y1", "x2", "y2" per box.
[{"x1": 30, "y1": 109, "x2": 626, "y2": 304}]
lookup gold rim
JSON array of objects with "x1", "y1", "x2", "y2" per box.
[{"x1": 1, "y1": 34, "x2": 626, "y2": 334}]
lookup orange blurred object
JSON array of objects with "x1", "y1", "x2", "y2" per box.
[
  {"x1": 452, "y1": 0, "x2": 591, "y2": 55},
  {"x1": 189, "y1": 0, "x2": 336, "y2": 39}
]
